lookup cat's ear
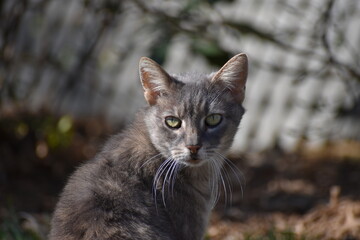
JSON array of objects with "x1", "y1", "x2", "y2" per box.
[
  {"x1": 139, "y1": 57, "x2": 172, "y2": 105},
  {"x1": 211, "y1": 53, "x2": 248, "y2": 103}
]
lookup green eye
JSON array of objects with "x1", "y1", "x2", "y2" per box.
[
  {"x1": 205, "y1": 114, "x2": 222, "y2": 127},
  {"x1": 165, "y1": 116, "x2": 182, "y2": 129}
]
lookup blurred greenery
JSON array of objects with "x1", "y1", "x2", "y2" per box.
[
  {"x1": 191, "y1": 38, "x2": 233, "y2": 66},
  {"x1": 0, "y1": 114, "x2": 73, "y2": 159},
  {"x1": 1, "y1": 0, "x2": 359, "y2": 114},
  {"x1": 0, "y1": 208, "x2": 42, "y2": 240}
]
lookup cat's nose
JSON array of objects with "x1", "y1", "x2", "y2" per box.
[{"x1": 186, "y1": 145, "x2": 201, "y2": 155}]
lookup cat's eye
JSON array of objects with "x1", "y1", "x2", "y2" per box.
[
  {"x1": 165, "y1": 116, "x2": 182, "y2": 129},
  {"x1": 205, "y1": 114, "x2": 222, "y2": 127}
]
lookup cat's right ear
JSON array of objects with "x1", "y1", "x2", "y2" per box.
[
  {"x1": 211, "y1": 53, "x2": 248, "y2": 103},
  {"x1": 139, "y1": 57, "x2": 172, "y2": 105}
]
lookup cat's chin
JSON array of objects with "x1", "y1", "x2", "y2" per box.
[
  {"x1": 179, "y1": 157, "x2": 207, "y2": 167},
  {"x1": 169, "y1": 149, "x2": 208, "y2": 167}
]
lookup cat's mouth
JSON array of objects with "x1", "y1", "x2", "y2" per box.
[
  {"x1": 187, "y1": 156, "x2": 201, "y2": 163},
  {"x1": 170, "y1": 148, "x2": 207, "y2": 167},
  {"x1": 179, "y1": 154, "x2": 206, "y2": 167}
]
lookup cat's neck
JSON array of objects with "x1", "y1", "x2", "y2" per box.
[{"x1": 101, "y1": 111, "x2": 158, "y2": 172}]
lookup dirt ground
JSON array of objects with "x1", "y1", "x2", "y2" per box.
[
  {"x1": 1, "y1": 113, "x2": 360, "y2": 239},
  {"x1": 208, "y1": 152, "x2": 360, "y2": 239}
]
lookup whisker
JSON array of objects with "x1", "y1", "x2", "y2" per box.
[
  {"x1": 162, "y1": 159, "x2": 177, "y2": 207},
  {"x1": 153, "y1": 159, "x2": 170, "y2": 190},
  {"x1": 215, "y1": 152, "x2": 245, "y2": 198},
  {"x1": 208, "y1": 158, "x2": 221, "y2": 208},
  {"x1": 153, "y1": 158, "x2": 173, "y2": 210},
  {"x1": 218, "y1": 162, "x2": 228, "y2": 206},
  {"x1": 170, "y1": 162, "x2": 180, "y2": 199},
  {"x1": 140, "y1": 153, "x2": 163, "y2": 169},
  {"x1": 221, "y1": 161, "x2": 233, "y2": 206},
  {"x1": 208, "y1": 155, "x2": 228, "y2": 206}
]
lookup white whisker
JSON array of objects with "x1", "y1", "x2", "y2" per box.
[
  {"x1": 162, "y1": 159, "x2": 177, "y2": 207},
  {"x1": 170, "y1": 162, "x2": 181, "y2": 198},
  {"x1": 140, "y1": 153, "x2": 163, "y2": 169},
  {"x1": 208, "y1": 158, "x2": 221, "y2": 208},
  {"x1": 218, "y1": 163, "x2": 229, "y2": 205},
  {"x1": 215, "y1": 151, "x2": 245, "y2": 199},
  {"x1": 153, "y1": 158, "x2": 173, "y2": 210}
]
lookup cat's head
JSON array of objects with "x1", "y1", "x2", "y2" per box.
[{"x1": 139, "y1": 54, "x2": 248, "y2": 167}]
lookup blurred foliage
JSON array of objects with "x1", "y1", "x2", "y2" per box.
[
  {"x1": 1, "y1": 0, "x2": 359, "y2": 115},
  {"x1": 0, "y1": 208, "x2": 42, "y2": 240},
  {"x1": 191, "y1": 38, "x2": 233, "y2": 66},
  {"x1": 83, "y1": 0, "x2": 123, "y2": 14},
  {"x1": 148, "y1": 31, "x2": 173, "y2": 65},
  {"x1": 0, "y1": 114, "x2": 73, "y2": 158}
]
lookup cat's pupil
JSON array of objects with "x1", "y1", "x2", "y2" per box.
[
  {"x1": 205, "y1": 114, "x2": 222, "y2": 127},
  {"x1": 165, "y1": 116, "x2": 182, "y2": 129}
]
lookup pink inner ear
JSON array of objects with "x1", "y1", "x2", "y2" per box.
[
  {"x1": 144, "y1": 90, "x2": 157, "y2": 105},
  {"x1": 140, "y1": 70, "x2": 157, "y2": 105},
  {"x1": 139, "y1": 57, "x2": 172, "y2": 105},
  {"x1": 211, "y1": 53, "x2": 248, "y2": 104},
  {"x1": 142, "y1": 78, "x2": 160, "y2": 106}
]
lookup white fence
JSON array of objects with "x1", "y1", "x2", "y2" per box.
[{"x1": 1, "y1": 0, "x2": 359, "y2": 153}]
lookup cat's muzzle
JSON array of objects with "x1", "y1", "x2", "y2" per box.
[{"x1": 185, "y1": 145, "x2": 204, "y2": 166}]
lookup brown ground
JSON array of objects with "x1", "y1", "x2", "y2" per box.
[{"x1": 1, "y1": 113, "x2": 359, "y2": 239}]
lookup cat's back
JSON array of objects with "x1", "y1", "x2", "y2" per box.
[{"x1": 49, "y1": 132, "x2": 173, "y2": 240}]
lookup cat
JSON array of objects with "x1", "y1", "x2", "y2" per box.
[{"x1": 49, "y1": 53, "x2": 248, "y2": 240}]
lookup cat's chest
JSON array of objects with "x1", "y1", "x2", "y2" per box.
[{"x1": 164, "y1": 186, "x2": 212, "y2": 240}]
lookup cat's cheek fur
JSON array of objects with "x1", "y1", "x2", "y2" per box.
[
  {"x1": 145, "y1": 108, "x2": 181, "y2": 159},
  {"x1": 212, "y1": 118, "x2": 241, "y2": 153}
]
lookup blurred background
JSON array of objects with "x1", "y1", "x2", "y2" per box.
[{"x1": 1, "y1": 0, "x2": 360, "y2": 239}]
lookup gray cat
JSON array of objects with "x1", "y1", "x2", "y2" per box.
[{"x1": 49, "y1": 53, "x2": 248, "y2": 240}]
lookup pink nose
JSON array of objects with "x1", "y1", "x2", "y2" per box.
[{"x1": 186, "y1": 145, "x2": 201, "y2": 154}]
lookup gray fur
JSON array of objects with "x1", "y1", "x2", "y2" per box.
[{"x1": 50, "y1": 53, "x2": 248, "y2": 240}]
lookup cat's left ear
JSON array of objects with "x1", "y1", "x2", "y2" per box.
[
  {"x1": 139, "y1": 57, "x2": 173, "y2": 105},
  {"x1": 211, "y1": 53, "x2": 248, "y2": 103}
]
